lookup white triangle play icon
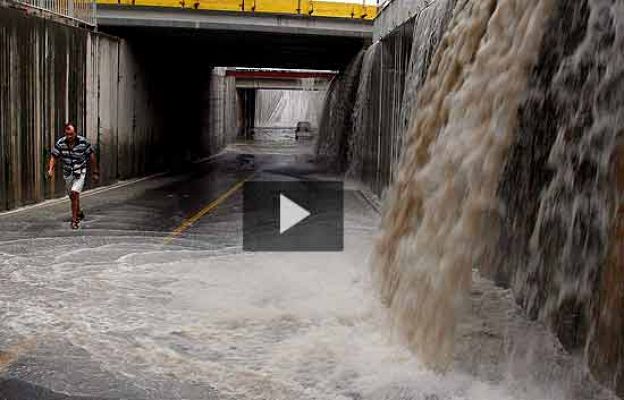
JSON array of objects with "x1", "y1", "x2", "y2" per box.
[{"x1": 280, "y1": 194, "x2": 311, "y2": 234}]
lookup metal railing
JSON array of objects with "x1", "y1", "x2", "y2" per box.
[{"x1": 14, "y1": 0, "x2": 96, "y2": 25}]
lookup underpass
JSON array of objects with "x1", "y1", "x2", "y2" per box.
[{"x1": 2, "y1": 0, "x2": 624, "y2": 399}]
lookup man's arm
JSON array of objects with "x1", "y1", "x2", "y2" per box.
[
  {"x1": 48, "y1": 141, "x2": 61, "y2": 178},
  {"x1": 47, "y1": 155, "x2": 57, "y2": 178}
]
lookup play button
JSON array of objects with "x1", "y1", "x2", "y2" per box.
[
  {"x1": 280, "y1": 194, "x2": 311, "y2": 234},
  {"x1": 243, "y1": 180, "x2": 343, "y2": 251}
]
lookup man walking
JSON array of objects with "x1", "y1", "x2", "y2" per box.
[{"x1": 48, "y1": 123, "x2": 99, "y2": 229}]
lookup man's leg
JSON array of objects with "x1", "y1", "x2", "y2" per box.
[
  {"x1": 70, "y1": 191, "x2": 80, "y2": 223},
  {"x1": 64, "y1": 175, "x2": 75, "y2": 224},
  {"x1": 76, "y1": 193, "x2": 83, "y2": 220},
  {"x1": 69, "y1": 172, "x2": 86, "y2": 228}
]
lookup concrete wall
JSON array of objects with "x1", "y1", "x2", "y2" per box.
[
  {"x1": 0, "y1": 8, "x2": 168, "y2": 212},
  {"x1": 202, "y1": 67, "x2": 238, "y2": 157},
  {"x1": 0, "y1": 6, "x2": 238, "y2": 212},
  {"x1": 86, "y1": 34, "x2": 119, "y2": 186},
  {"x1": 115, "y1": 39, "x2": 169, "y2": 178},
  {"x1": 0, "y1": 6, "x2": 89, "y2": 211},
  {"x1": 374, "y1": 0, "x2": 424, "y2": 41},
  {"x1": 86, "y1": 34, "x2": 163, "y2": 185}
]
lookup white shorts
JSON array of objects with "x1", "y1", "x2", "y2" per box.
[{"x1": 64, "y1": 171, "x2": 86, "y2": 194}]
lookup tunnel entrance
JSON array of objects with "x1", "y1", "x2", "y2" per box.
[
  {"x1": 5, "y1": 1, "x2": 624, "y2": 399},
  {"x1": 90, "y1": 24, "x2": 355, "y2": 171}
]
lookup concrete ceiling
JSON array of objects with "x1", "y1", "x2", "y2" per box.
[{"x1": 98, "y1": 7, "x2": 372, "y2": 71}]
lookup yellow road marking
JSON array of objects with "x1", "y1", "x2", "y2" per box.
[{"x1": 164, "y1": 175, "x2": 253, "y2": 244}]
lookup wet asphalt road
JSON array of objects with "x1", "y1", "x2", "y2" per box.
[
  {"x1": 0, "y1": 130, "x2": 344, "y2": 245},
  {"x1": 1, "y1": 130, "x2": 615, "y2": 400},
  {"x1": 0, "y1": 131, "x2": 382, "y2": 400}
]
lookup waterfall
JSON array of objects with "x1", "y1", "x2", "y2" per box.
[
  {"x1": 399, "y1": 0, "x2": 456, "y2": 137},
  {"x1": 255, "y1": 80, "x2": 326, "y2": 129},
  {"x1": 316, "y1": 50, "x2": 365, "y2": 171},
  {"x1": 515, "y1": 0, "x2": 619, "y2": 328},
  {"x1": 316, "y1": 0, "x2": 624, "y2": 392},
  {"x1": 372, "y1": 0, "x2": 556, "y2": 370},
  {"x1": 350, "y1": 0, "x2": 457, "y2": 194},
  {"x1": 494, "y1": 1, "x2": 624, "y2": 389},
  {"x1": 349, "y1": 42, "x2": 381, "y2": 186}
]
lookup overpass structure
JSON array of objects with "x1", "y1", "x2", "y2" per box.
[
  {"x1": 96, "y1": 0, "x2": 377, "y2": 20},
  {"x1": 95, "y1": 0, "x2": 375, "y2": 70},
  {"x1": 227, "y1": 69, "x2": 334, "y2": 90},
  {"x1": 96, "y1": 4, "x2": 373, "y2": 38},
  {"x1": 97, "y1": 10, "x2": 373, "y2": 70},
  {"x1": 9, "y1": 0, "x2": 377, "y2": 28}
]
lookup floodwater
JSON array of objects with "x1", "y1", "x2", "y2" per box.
[{"x1": 0, "y1": 131, "x2": 616, "y2": 399}]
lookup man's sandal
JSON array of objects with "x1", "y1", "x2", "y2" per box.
[{"x1": 70, "y1": 220, "x2": 80, "y2": 230}]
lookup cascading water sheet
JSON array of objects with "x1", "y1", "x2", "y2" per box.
[
  {"x1": 255, "y1": 82, "x2": 326, "y2": 129},
  {"x1": 373, "y1": 0, "x2": 556, "y2": 369}
]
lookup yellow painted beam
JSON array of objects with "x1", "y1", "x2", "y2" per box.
[
  {"x1": 96, "y1": 0, "x2": 377, "y2": 19},
  {"x1": 303, "y1": 1, "x2": 376, "y2": 19},
  {"x1": 191, "y1": 0, "x2": 242, "y2": 11}
]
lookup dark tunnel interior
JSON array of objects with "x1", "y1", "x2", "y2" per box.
[{"x1": 96, "y1": 26, "x2": 369, "y2": 171}]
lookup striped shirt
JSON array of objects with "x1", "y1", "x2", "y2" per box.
[{"x1": 51, "y1": 135, "x2": 94, "y2": 178}]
